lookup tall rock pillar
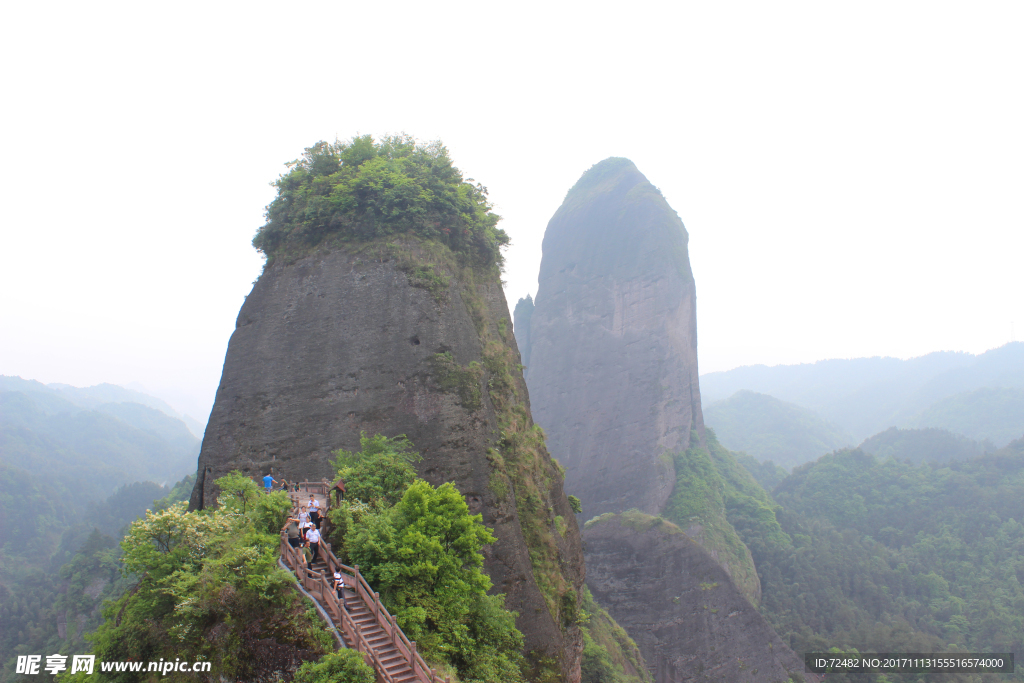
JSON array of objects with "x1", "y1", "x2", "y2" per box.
[
  {"x1": 189, "y1": 240, "x2": 585, "y2": 682},
  {"x1": 524, "y1": 158, "x2": 816, "y2": 682},
  {"x1": 526, "y1": 158, "x2": 706, "y2": 518}
]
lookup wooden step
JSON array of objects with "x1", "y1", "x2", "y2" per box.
[
  {"x1": 378, "y1": 653, "x2": 405, "y2": 667},
  {"x1": 284, "y1": 505, "x2": 430, "y2": 683},
  {"x1": 388, "y1": 666, "x2": 415, "y2": 676}
]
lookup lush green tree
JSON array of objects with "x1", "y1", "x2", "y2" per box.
[
  {"x1": 348, "y1": 479, "x2": 524, "y2": 682},
  {"x1": 253, "y1": 134, "x2": 509, "y2": 266},
  {"x1": 292, "y1": 650, "x2": 375, "y2": 683},
  {"x1": 331, "y1": 432, "x2": 422, "y2": 508},
  {"x1": 213, "y1": 469, "x2": 262, "y2": 513},
  {"x1": 77, "y1": 472, "x2": 332, "y2": 683},
  {"x1": 567, "y1": 495, "x2": 582, "y2": 514}
]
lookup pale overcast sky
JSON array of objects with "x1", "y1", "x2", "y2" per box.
[{"x1": 1, "y1": 1, "x2": 1021, "y2": 422}]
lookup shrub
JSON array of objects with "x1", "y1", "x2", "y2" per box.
[{"x1": 292, "y1": 650, "x2": 375, "y2": 683}]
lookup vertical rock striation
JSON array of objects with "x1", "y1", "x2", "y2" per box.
[
  {"x1": 525, "y1": 157, "x2": 705, "y2": 519},
  {"x1": 190, "y1": 240, "x2": 584, "y2": 682},
  {"x1": 524, "y1": 159, "x2": 813, "y2": 681}
]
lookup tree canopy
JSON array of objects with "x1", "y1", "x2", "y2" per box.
[
  {"x1": 71, "y1": 475, "x2": 330, "y2": 683},
  {"x1": 253, "y1": 134, "x2": 509, "y2": 266},
  {"x1": 327, "y1": 434, "x2": 526, "y2": 682}
]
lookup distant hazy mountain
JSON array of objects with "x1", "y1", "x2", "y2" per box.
[
  {"x1": 704, "y1": 391, "x2": 853, "y2": 469},
  {"x1": 859, "y1": 427, "x2": 995, "y2": 464},
  {"x1": 700, "y1": 342, "x2": 1024, "y2": 443},
  {"x1": 0, "y1": 377, "x2": 200, "y2": 497},
  {"x1": 50, "y1": 381, "x2": 206, "y2": 437},
  {"x1": 909, "y1": 387, "x2": 1024, "y2": 447}
]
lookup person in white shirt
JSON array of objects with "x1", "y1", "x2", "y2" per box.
[
  {"x1": 305, "y1": 526, "x2": 322, "y2": 569},
  {"x1": 333, "y1": 571, "x2": 347, "y2": 605}
]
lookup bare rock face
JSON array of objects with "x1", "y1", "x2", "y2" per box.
[
  {"x1": 584, "y1": 513, "x2": 817, "y2": 683},
  {"x1": 189, "y1": 241, "x2": 584, "y2": 682},
  {"x1": 522, "y1": 157, "x2": 705, "y2": 519},
  {"x1": 513, "y1": 294, "x2": 535, "y2": 372}
]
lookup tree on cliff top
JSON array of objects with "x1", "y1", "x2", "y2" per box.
[{"x1": 253, "y1": 134, "x2": 509, "y2": 266}]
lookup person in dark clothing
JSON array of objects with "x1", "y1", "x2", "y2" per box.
[
  {"x1": 282, "y1": 516, "x2": 302, "y2": 548},
  {"x1": 308, "y1": 495, "x2": 322, "y2": 530}
]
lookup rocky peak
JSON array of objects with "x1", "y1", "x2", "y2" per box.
[
  {"x1": 190, "y1": 239, "x2": 585, "y2": 682},
  {"x1": 526, "y1": 157, "x2": 706, "y2": 518}
]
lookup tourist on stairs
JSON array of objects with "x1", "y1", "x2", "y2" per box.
[
  {"x1": 305, "y1": 525, "x2": 321, "y2": 570},
  {"x1": 282, "y1": 516, "x2": 302, "y2": 548},
  {"x1": 333, "y1": 571, "x2": 347, "y2": 607}
]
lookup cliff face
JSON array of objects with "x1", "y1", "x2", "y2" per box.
[
  {"x1": 525, "y1": 157, "x2": 705, "y2": 519},
  {"x1": 523, "y1": 158, "x2": 787, "y2": 675},
  {"x1": 190, "y1": 240, "x2": 584, "y2": 682},
  {"x1": 513, "y1": 294, "x2": 534, "y2": 372},
  {"x1": 584, "y1": 513, "x2": 817, "y2": 683}
]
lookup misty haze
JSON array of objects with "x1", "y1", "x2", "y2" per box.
[{"x1": 2, "y1": 4, "x2": 1022, "y2": 683}]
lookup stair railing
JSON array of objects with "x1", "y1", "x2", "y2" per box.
[{"x1": 280, "y1": 527, "x2": 450, "y2": 683}]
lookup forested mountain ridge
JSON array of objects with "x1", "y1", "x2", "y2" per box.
[
  {"x1": 909, "y1": 386, "x2": 1024, "y2": 446},
  {"x1": 1, "y1": 376, "x2": 206, "y2": 438},
  {"x1": 732, "y1": 438, "x2": 1024, "y2": 682},
  {"x1": 0, "y1": 473, "x2": 194, "y2": 683},
  {"x1": 703, "y1": 391, "x2": 853, "y2": 469},
  {"x1": 700, "y1": 342, "x2": 1024, "y2": 444},
  {"x1": 0, "y1": 387, "x2": 198, "y2": 495},
  {"x1": 0, "y1": 382, "x2": 206, "y2": 680},
  {"x1": 859, "y1": 427, "x2": 995, "y2": 464}
]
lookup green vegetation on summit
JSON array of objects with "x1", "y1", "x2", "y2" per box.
[{"x1": 252, "y1": 135, "x2": 508, "y2": 266}]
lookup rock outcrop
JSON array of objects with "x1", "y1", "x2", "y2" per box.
[
  {"x1": 521, "y1": 158, "x2": 799, "y2": 679},
  {"x1": 190, "y1": 240, "x2": 584, "y2": 682},
  {"x1": 585, "y1": 513, "x2": 817, "y2": 683},
  {"x1": 522, "y1": 158, "x2": 705, "y2": 519},
  {"x1": 513, "y1": 294, "x2": 535, "y2": 372}
]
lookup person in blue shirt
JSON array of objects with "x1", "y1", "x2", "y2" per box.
[{"x1": 262, "y1": 473, "x2": 276, "y2": 492}]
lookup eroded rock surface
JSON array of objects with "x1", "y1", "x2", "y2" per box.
[
  {"x1": 190, "y1": 242, "x2": 584, "y2": 681},
  {"x1": 585, "y1": 514, "x2": 817, "y2": 683},
  {"x1": 522, "y1": 158, "x2": 705, "y2": 518}
]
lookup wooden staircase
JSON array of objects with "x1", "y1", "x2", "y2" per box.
[{"x1": 281, "y1": 488, "x2": 447, "y2": 683}]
